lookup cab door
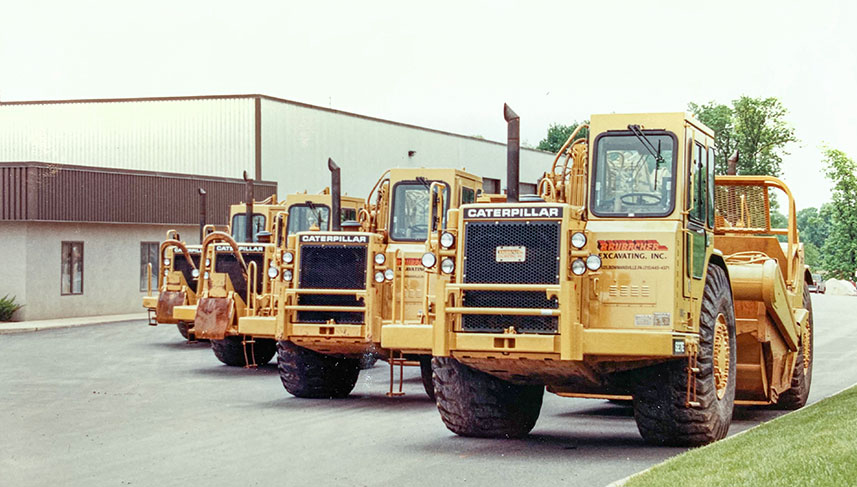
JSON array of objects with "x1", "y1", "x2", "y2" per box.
[{"x1": 684, "y1": 128, "x2": 711, "y2": 296}]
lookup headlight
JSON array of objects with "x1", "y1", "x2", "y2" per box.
[
  {"x1": 374, "y1": 271, "x2": 385, "y2": 283},
  {"x1": 205, "y1": 258, "x2": 211, "y2": 267},
  {"x1": 571, "y1": 258, "x2": 586, "y2": 275},
  {"x1": 267, "y1": 266, "x2": 279, "y2": 279},
  {"x1": 191, "y1": 269, "x2": 200, "y2": 278},
  {"x1": 282, "y1": 251, "x2": 294, "y2": 264},
  {"x1": 440, "y1": 232, "x2": 455, "y2": 249},
  {"x1": 374, "y1": 253, "x2": 386, "y2": 265},
  {"x1": 282, "y1": 269, "x2": 293, "y2": 282},
  {"x1": 163, "y1": 258, "x2": 171, "y2": 266},
  {"x1": 571, "y1": 232, "x2": 587, "y2": 249},
  {"x1": 163, "y1": 270, "x2": 169, "y2": 276},
  {"x1": 384, "y1": 269, "x2": 395, "y2": 280},
  {"x1": 440, "y1": 258, "x2": 455, "y2": 274},
  {"x1": 203, "y1": 271, "x2": 210, "y2": 280},
  {"x1": 586, "y1": 254, "x2": 602, "y2": 271},
  {"x1": 421, "y1": 252, "x2": 437, "y2": 268}
]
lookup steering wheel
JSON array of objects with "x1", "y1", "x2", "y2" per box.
[
  {"x1": 620, "y1": 192, "x2": 663, "y2": 206},
  {"x1": 409, "y1": 224, "x2": 428, "y2": 235}
]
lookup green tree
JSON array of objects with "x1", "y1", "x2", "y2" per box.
[
  {"x1": 537, "y1": 121, "x2": 589, "y2": 153},
  {"x1": 796, "y1": 204, "x2": 834, "y2": 250},
  {"x1": 688, "y1": 96, "x2": 797, "y2": 176},
  {"x1": 820, "y1": 148, "x2": 857, "y2": 279},
  {"x1": 803, "y1": 242, "x2": 821, "y2": 269}
]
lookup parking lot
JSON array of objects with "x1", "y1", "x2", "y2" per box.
[{"x1": 2, "y1": 293, "x2": 855, "y2": 487}]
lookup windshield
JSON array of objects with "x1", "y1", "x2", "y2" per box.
[
  {"x1": 590, "y1": 132, "x2": 676, "y2": 217},
  {"x1": 287, "y1": 204, "x2": 330, "y2": 234},
  {"x1": 231, "y1": 213, "x2": 266, "y2": 242},
  {"x1": 390, "y1": 182, "x2": 448, "y2": 241}
]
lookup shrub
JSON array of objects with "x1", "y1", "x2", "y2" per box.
[{"x1": 0, "y1": 295, "x2": 23, "y2": 321}]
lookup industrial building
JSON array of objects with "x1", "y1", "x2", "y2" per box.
[{"x1": 0, "y1": 94, "x2": 554, "y2": 321}]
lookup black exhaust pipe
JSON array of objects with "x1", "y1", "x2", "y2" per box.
[
  {"x1": 243, "y1": 170, "x2": 254, "y2": 242},
  {"x1": 328, "y1": 158, "x2": 341, "y2": 232},
  {"x1": 504, "y1": 103, "x2": 520, "y2": 203},
  {"x1": 198, "y1": 188, "x2": 207, "y2": 243}
]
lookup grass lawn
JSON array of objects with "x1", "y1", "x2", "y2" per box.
[{"x1": 624, "y1": 385, "x2": 857, "y2": 487}]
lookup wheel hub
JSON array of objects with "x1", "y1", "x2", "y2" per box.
[{"x1": 713, "y1": 313, "x2": 730, "y2": 400}]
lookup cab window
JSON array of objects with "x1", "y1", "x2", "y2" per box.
[
  {"x1": 389, "y1": 181, "x2": 449, "y2": 241},
  {"x1": 231, "y1": 213, "x2": 266, "y2": 242},
  {"x1": 287, "y1": 204, "x2": 330, "y2": 235},
  {"x1": 590, "y1": 132, "x2": 677, "y2": 217}
]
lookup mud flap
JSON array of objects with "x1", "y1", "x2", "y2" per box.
[
  {"x1": 195, "y1": 297, "x2": 235, "y2": 340},
  {"x1": 156, "y1": 291, "x2": 186, "y2": 324}
]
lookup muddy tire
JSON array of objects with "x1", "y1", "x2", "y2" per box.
[
  {"x1": 177, "y1": 322, "x2": 190, "y2": 339},
  {"x1": 211, "y1": 336, "x2": 276, "y2": 367},
  {"x1": 774, "y1": 285, "x2": 814, "y2": 409},
  {"x1": 632, "y1": 263, "x2": 737, "y2": 446},
  {"x1": 432, "y1": 356, "x2": 544, "y2": 438},
  {"x1": 419, "y1": 356, "x2": 435, "y2": 401},
  {"x1": 276, "y1": 341, "x2": 360, "y2": 398}
]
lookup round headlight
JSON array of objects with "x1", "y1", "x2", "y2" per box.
[
  {"x1": 571, "y1": 232, "x2": 587, "y2": 249},
  {"x1": 384, "y1": 269, "x2": 395, "y2": 280},
  {"x1": 586, "y1": 254, "x2": 602, "y2": 271},
  {"x1": 191, "y1": 269, "x2": 200, "y2": 278},
  {"x1": 440, "y1": 258, "x2": 455, "y2": 274},
  {"x1": 421, "y1": 252, "x2": 437, "y2": 268},
  {"x1": 282, "y1": 269, "x2": 293, "y2": 282},
  {"x1": 282, "y1": 251, "x2": 294, "y2": 264},
  {"x1": 374, "y1": 253, "x2": 386, "y2": 265},
  {"x1": 205, "y1": 258, "x2": 211, "y2": 267},
  {"x1": 374, "y1": 271, "x2": 385, "y2": 283},
  {"x1": 163, "y1": 258, "x2": 171, "y2": 266},
  {"x1": 440, "y1": 232, "x2": 455, "y2": 249},
  {"x1": 203, "y1": 272, "x2": 210, "y2": 280},
  {"x1": 571, "y1": 258, "x2": 586, "y2": 276},
  {"x1": 267, "y1": 266, "x2": 279, "y2": 279}
]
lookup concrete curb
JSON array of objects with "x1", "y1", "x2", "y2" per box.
[
  {"x1": 605, "y1": 382, "x2": 857, "y2": 486},
  {"x1": 0, "y1": 313, "x2": 147, "y2": 334}
]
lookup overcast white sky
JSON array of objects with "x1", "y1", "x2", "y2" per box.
[{"x1": 1, "y1": 0, "x2": 854, "y2": 209}]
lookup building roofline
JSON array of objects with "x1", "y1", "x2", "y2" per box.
[
  {"x1": 0, "y1": 160, "x2": 277, "y2": 185},
  {"x1": 0, "y1": 94, "x2": 553, "y2": 155}
]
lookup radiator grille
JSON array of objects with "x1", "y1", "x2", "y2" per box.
[
  {"x1": 296, "y1": 244, "x2": 367, "y2": 324},
  {"x1": 174, "y1": 252, "x2": 200, "y2": 288},
  {"x1": 461, "y1": 220, "x2": 561, "y2": 334},
  {"x1": 214, "y1": 252, "x2": 264, "y2": 299}
]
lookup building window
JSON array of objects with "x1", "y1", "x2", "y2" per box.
[
  {"x1": 61, "y1": 241, "x2": 84, "y2": 295},
  {"x1": 141, "y1": 242, "x2": 159, "y2": 292}
]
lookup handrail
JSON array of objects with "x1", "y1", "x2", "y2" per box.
[
  {"x1": 201, "y1": 231, "x2": 249, "y2": 276},
  {"x1": 246, "y1": 261, "x2": 257, "y2": 316},
  {"x1": 158, "y1": 239, "x2": 197, "y2": 289},
  {"x1": 147, "y1": 263, "x2": 153, "y2": 296}
]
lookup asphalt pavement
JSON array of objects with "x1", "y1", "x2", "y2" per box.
[{"x1": 1, "y1": 293, "x2": 855, "y2": 487}]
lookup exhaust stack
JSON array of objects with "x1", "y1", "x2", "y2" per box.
[
  {"x1": 198, "y1": 188, "x2": 207, "y2": 243},
  {"x1": 328, "y1": 158, "x2": 341, "y2": 232},
  {"x1": 243, "y1": 171, "x2": 254, "y2": 242},
  {"x1": 504, "y1": 104, "x2": 520, "y2": 203}
]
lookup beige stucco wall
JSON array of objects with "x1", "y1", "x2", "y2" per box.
[{"x1": 0, "y1": 221, "x2": 197, "y2": 321}]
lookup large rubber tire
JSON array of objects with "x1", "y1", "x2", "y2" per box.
[
  {"x1": 276, "y1": 341, "x2": 360, "y2": 398},
  {"x1": 432, "y1": 356, "x2": 544, "y2": 438},
  {"x1": 419, "y1": 356, "x2": 436, "y2": 401},
  {"x1": 177, "y1": 322, "x2": 190, "y2": 339},
  {"x1": 632, "y1": 263, "x2": 737, "y2": 446},
  {"x1": 774, "y1": 285, "x2": 814, "y2": 409},
  {"x1": 211, "y1": 336, "x2": 276, "y2": 367}
]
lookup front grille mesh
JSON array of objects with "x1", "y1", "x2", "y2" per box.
[
  {"x1": 461, "y1": 220, "x2": 561, "y2": 334},
  {"x1": 215, "y1": 253, "x2": 264, "y2": 299},
  {"x1": 174, "y1": 252, "x2": 200, "y2": 288},
  {"x1": 297, "y1": 244, "x2": 367, "y2": 324}
]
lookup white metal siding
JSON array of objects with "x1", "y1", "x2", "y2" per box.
[
  {"x1": 260, "y1": 98, "x2": 553, "y2": 197},
  {"x1": 0, "y1": 98, "x2": 256, "y2": 178}
]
